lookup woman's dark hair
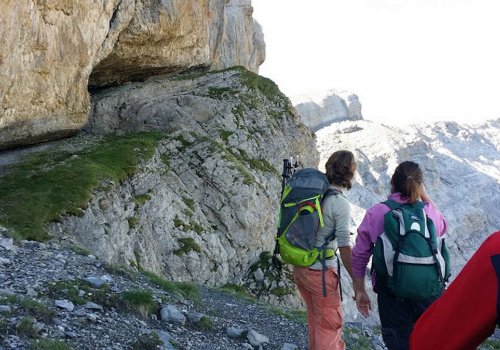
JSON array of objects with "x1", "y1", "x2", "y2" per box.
[
  {"x1": 325, "y1": 150, "x2": 356, "y2": 189},
  {"x1": 391, "y1": 161, "x2": 423, "y2": 203}
]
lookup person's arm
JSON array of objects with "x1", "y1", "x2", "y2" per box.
[
  {"x1": 338, "y1": 245, "x2": 353, "y2": 279},
  {"x1": 410, "y1": 231, "x2": 500, "y2": 350},
  {"x1": 421, "y1": 184, "x2": 448, "y2": 236},
  {"x1": 420, "y1": 183, "x2": 435, "y2": 206},
  {"x1": 351, "y1": 210, "x2": 380, "y2": 318}
]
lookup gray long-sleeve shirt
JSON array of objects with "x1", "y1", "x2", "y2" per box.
[{"x1": 309, "y1": 185, "x2": 352, "y2": 270}]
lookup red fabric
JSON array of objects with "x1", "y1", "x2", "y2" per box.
[
  {"x1": 293, "y1": 266, "x2": 345, "y2": 350},
  {"x1": 410, "y1": 231, "x2": 500, "y2": 350}
]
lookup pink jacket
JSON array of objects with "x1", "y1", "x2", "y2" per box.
[{"x1": 351, "y1": 192, "x2": 448, "y2": 280}]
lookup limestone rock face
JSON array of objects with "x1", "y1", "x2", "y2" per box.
[
  {"x1": 209, "y1": 0, "x2": 265, "y2": 73},
  {"x1": 0, "y1": 0, "x2": 265, "y2": 149},
  {"x1": 49, "y1": 68, "x2": 316, "y2": 286},
  {"x1": 90, "y1": 0, "x2": 215, "y2": 86},
  {"x1": 292, "y1": 90, "x2": 363, "y2": 131},
  {"x1": 0, "y1": 0, "x2": 125, "y2": 149}
]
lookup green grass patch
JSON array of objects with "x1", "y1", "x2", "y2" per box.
[
  {"x1": 207, "y1": 87, "x2": 236, "y2": 100},
  {"x1": 160, "y1": 153, "x2": 171, "y2": 168},
  {"x1": 343, "y1": 326, "x2": 372, "y2": 350},
  {"x1": 47, "y1": 280, "x2": 119, "y2": 308},
  {"x1": 129, "y1": 331, "x2": 163, "y2": 350},
  {"x1": 218, "y1": 284, "x2": 255, "y2": 302},
  {"x1": 122, "y1": 290, "x2": 158, "y2": 318},
  {"x1": 46, "y1": 281, "x2": 87, "y2": 305},
  {"x1": 173, "y1": 217, "x2": 204, "y2": 235},
  {"x1": 197, "y1": 316, "x2": 214, "y2": 331},
  {"x1": 267, "y1": 305, "x2": 307, "y2": 324},
  {"x1": 21, "y1": 299, "x2": 55, "y2": 322},
  {"x1": 269, "y1": 286, "x2": 292, "y2": 297},
  {"x1": 16, "y1": 317, "x2": 37, "y2": 338},
  {"x1": 30, "y1": 339, "x2": 73, "y2": 350},
  {"x1": 0, "y1": 132, "x2": 164, "y2": 241},
  {"x1": 231, "y1": 149, "x2": 278, "y2": 176},
  {"x1": 128, "y1": 216, "x2": 138, "y2": 228},
  {"x1": 219, "y1": 129, "x2": 234, "y2": 142},
  {"x1": 142, "y1": 271, "x2": 200, "y2": 302},
  {"x1": 181, "y1": 196, "x2": 195, "y2": 212},
  {"x1": 134, "y1": 194, "x2": 151, "y2": 206},
  {"x1": 235, "y1": 66, "x2": 289, "y2": 105},
  {"x1": 69, "y1": 245, "x2": 91, "y2": 256},
  {"x1": 173, "y1": 238, "x2": 201, "y2": 256},
  {"x1": 0, "y1": 294, "x2": 19, "y2": 304},
  {"x1": 175, "y1": 134, "x2": 194, "y2": 151}
]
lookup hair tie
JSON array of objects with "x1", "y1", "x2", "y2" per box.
[{"x1": 407, "y1": 176, "x2": 413, "y2": 181}]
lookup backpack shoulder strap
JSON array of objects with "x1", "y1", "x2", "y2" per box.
[
  {"x1": 383, "y1": 199, "x2": 401, "y2": 210},
  {"x1": 321, "y1": 187, "x2": 341, "y2": 204},
  {"x1": 383, "y1": 199, "x2": 426, "y2": 211}
]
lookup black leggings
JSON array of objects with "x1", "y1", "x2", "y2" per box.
[{"x1": 377, "y1": 288, "x2": 438, "y2": 350}]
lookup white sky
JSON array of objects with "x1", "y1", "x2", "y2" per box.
[{"x1": 252, "y1": 0, "x2": 500, "y2": 125}]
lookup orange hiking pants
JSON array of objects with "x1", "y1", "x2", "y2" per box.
[{"x1": 293, "y1": 266, "x2": 345, "y2": 350}]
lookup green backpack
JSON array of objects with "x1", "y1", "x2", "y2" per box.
[
  {"x1": 372, "y1": 199, "x2": 450, "y2": 299},
  {"x1": 275, "y1": 168, "x2": 339, "y2": 268}
]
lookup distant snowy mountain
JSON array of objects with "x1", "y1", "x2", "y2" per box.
[
  {"x1": 315, "y1": 118, "x2": 500, "y2": 322},
  {"x1": 291, "y1": 90, "x2": 363, "y2": 130}
]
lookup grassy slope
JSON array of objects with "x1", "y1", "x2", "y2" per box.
[{"x1": 0, "y1": 132, "x2": 164, "y2": 241}]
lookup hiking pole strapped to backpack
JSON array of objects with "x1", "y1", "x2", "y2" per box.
[{"x1": 272, "y1": 157, "x2": 299, "y2": 271}]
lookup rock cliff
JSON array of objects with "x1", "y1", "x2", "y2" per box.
[
  {"x1": 0, "y1": 0, "x2": 264, "y2": 149},
  {"x1": 0, "y1": 67, "x2": 317, "y2": 298},
  {"x1": 292, "y1": 90, "x2": 363, "y2": 131}
]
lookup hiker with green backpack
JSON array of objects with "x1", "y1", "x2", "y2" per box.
[
  {"x1": 351, "y1": 160, "x2": 450, "y2": 350},
  {"x1": 274, "y1": 150, "x2": 357, "y2": 350}
]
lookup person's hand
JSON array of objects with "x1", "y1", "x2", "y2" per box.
[
  {"x1": 420, "y1": 183, "x2": 434, "y2": 205},
  {"x1": 354, "y1": 291, "x2": 372, "y2": 318}
]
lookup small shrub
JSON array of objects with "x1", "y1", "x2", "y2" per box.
[
  {"x1": 47, "y1": 280, "x2": 118, "y2": 309},
  {"x1": 218, "y1": 130, "x2": 234, "y2": 142},
  {"x1": 181, "y1": 196, "x2": 195, "y2": 212},
  {"x1": 160, "y1": 153, "x2": 171, "y2": 168},
  {"x1": 16, "y1": 317, "x2": 37, "y2": 338},
  {"x1": 0, "y1": 294, "x2": 19, "y2": 304},
  {"x1": 128, "y1": 216, "x2": 138, "y2": 228},
  {"x1": 46, "y1": 281, "x2": 87, "y2": 305},
  {"x1": 134, "y1": 194, "x2": 151, "y2": 206},
  {"x1": 173, "y1": 238, "x2": 201, "y2": 256},
  {"x1": 129, "y1": 332, "x2": 163, "y2": 350},
  {"x1": 121, "y1": 290, "x2": 158, "y2": 318},
  {"x1": 197, "y1": 316, "x2": 213, "y2": 331},
  {"x1": 21, "y1": 299, "x2": 55, "y2": 322}
]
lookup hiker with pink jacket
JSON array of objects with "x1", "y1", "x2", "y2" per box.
[{"x1": 350, "y1": 161, "x2": 448, "y2": 350}]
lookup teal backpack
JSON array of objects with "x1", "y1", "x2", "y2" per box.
[
  {"x1": 372, "y1": 199, "x2": 450, "y2": 299},
  {"x1": 273, "y1": 168, "x2": 340, "y2": 296}
]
